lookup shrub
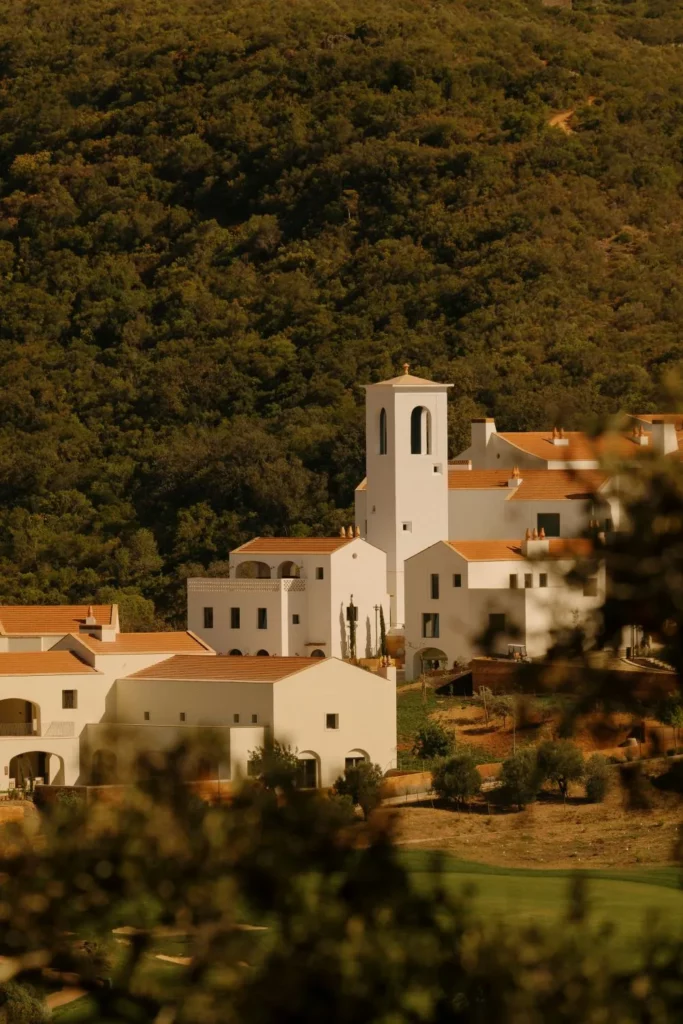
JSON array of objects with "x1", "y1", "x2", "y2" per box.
[
  {"x1": 0, "y1": 982, "x2": 49, "y2": 1023},
  {"x1": 333, "y1": 761, "x2": 384, "y2": 819},
  {"x1": 500, "y1": 747, "x2": 539, "y2": 809},
  {"x1": 412, "y1": 722, "x2": 452, "y2": 759},
  {"x1": 432, "y1": 752, "x2": 481, "y2": 808},
  {"x1": 537, "y1": 740, "x2": 585, "y2": 798},
  {"x1": 248, "y1": 741, "x2": 300, "y2": 791},
  {"x1": 585, "y1": 754, "x2": 610, "y2": 803}
]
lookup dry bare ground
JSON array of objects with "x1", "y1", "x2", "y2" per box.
[{"x1": 391, "y1": 783, "x2": 682, "y2": 870}]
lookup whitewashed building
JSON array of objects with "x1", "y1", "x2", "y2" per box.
[
  {"x1": 187, "y1": 536, "x2": 389, "y2": 659},
  {"x1": 403, "y1": 535, "x2": 605, "y2": 679}
]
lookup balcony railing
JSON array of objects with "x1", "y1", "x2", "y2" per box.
[
  {"x1": 0, "y1": 723, "x2": 35, "y2": 737},
  {"x1": 187, "y1": 578, "x2": 306, "y2": 593}
]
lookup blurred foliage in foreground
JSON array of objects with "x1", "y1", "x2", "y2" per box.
[{"x1": 0, "y1": 734, "x2": 681, "y2": 1023}]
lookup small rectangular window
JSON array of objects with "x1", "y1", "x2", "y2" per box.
[
  {"x1": 233, "y1": 713, "x2": 240, "y2": 724},
  {"x1": 453, "y1": 574, "x2": 462, "y2": 588},
  {"x1": 230, "y1": 607, "x2": 240, "y2": 629},
  {"x1": 583, "y1": 577, "x2": 599, "y2": 597},
  {"x1": 509, "y1": 574, "x2": 519, "y2": 589},
  {"x1": 62, "y1": 690, "x2": 77, "y2": 710},
  {"x1": 316, "y1": 567, "x2": 324, "y2": 580},
  {"x1": 252, "y1": 713, "x2": 258, "y2": 724},
  {"x1": 430, "y1": 573, "x2": 440, "y2": 599},
  {"x1": 203, "y1": 607, "x2": 214, "y2": 629},
  {"x1": 326, "y1": 713, "x2": 339, "y2": 730},
  {"x1": 292, "y1": 613, "x2": 300, "y2": 625},
  {"x1": 537, "y1": 513, "x2": 560, "y2": 538},
  {"x1": 524, "y1": 574, "x2": 533, "y2": 589},
  {"x1": 179, "y1": 712, "x2": 186, "y2": 722},
  {"x1": 539, "y1": 573, "x2": 548, "y2": 588},
  {"x1": 489, "y1": 613, "x2": 506, "y2": 633},
  {"x1": 402, "y1": 521, "x2": 412, "y2": 532},
  {"x1": 144, "y1": 711, "x2": 150, "y2": 721},
  {"x1": 422, "y1": 613, "x2": 440, "y2": 639},
  {"x1": 257, "y1": 607, "x2": 268, "y2": 629}
]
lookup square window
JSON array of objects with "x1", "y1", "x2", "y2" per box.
[
  {"x1": 257, "y1": 607, "x2": 268, "y2": 629},
  {"x1": 326, "y1": 713, "x2": 339, "y2": 730},
  {"x1": 316, "y1": 567, "x2": 324, "y2": 580},
  {"x1": 422, "y1": 613, "x2": 439, "y2": 639},
  {"x1": 524, "y1": 574, "x2": 533, "y2": 589},
  {"x1": 402, "y1": 521, "x2": 412, "y2": 532},
  {"x1": 509, "y1": 574, "x2": 519, "y2": 589},
  {"x1": 539, "y1": 573, "x2": 548, "y2": 588},
  {"x1": 537, "y1": 513, "x2": 560, "y2": 537},
  {"x1": 203, "y1": 606, "x2": 214, "y2": 629},
  {"x1": 252, "y1": 713, "x2": 258, "y2": 724},
  {"x1": 430, "y1": 573, "x2": 439, "y2": 599},
  {"x1": 292, "y1": 613, "x2": 300, "y2": 625},
  {"x1": 489, "y1": 613, "x2": 506, "y2": 633},
  {"x1": 433, "y1": 464, "x2": 442, "y2": 474},
  {"x1": 453, "y1": 573, "x2": 462, "y2": 588},
  {"x1": 144, "y1": 711, "x2": 150, "y2": 721},
  {"x1": 233, "y1": 713, "x2": 240, "y2": 724},
  {"x1": 230, "y1": 607, "x2": 240, "y2": 629},
  {"x1": 179, "y1": 712, "x2": 186, "y2": 722},
  {"x1": 62, "y1": 690, "x2": 77, "y2": 710},
  {"x1": 583, "y1": 577, "x2": 599, "y2": 597}
]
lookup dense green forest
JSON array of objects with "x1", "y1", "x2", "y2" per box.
[{"x1": 1, "y1": 0, "x2": 683, "y2": 623}]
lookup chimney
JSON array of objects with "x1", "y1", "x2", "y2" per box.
[
  {"x1": 355, "y1": 525, "x2": 361, "y2": 538},
  {"x1": 470, "y1": 418, "x2": 496, "y2": 455},
  {"x1": 551, "y1": 427, "x2": 569, "y2": 447},
  {"x1": 634, "y1": 424, "x2": 649, "y2": 446},
  {"x1": 340, "y1": 526, "x2": 347, "y2": 538},
  {"x1": 522, "y1": 532, "x2": 551, "y2": 557},
  {"x1": 507, "y1": 465, "x2": 523, "y2": 488},
  {"x1": 85, "y1": 605, "x2": 96, "y2": 626},
  {"x1": 651, "y1": 419, "x2": 678, "y2": 455}
]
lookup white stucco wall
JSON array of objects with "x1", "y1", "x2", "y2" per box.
[
  {"x1": 272, "y1": 658, "x2": 397, "y2": 786},
  {"x1": 448, "y1": 490, "x2": 594, "y2": 541},
  {"x1": 364, "y1": 382, "x2": 450, "y2": 626}
]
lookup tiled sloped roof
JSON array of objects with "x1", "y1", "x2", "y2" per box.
[
  {"x1": 232, "y1": 537, "x2": 354, "y2": 554},
  {"x1": 0, "y1": 652, "x2": 97, "y2": 675},
  {"x1": 447, "y1": 469, "x2": 606, "y2": 499},
  {"x1": 76, "y1": 632, "x2": 213, "y2": 654},
  {"x1": 446, "y1": 538, "x2": 594, "y2": 562},
  {"x1": 631, "y1": 413, "x2": 683, "y2": 427},
  {"x1": 365, "y1": 373, "x2": 450, "y2": 388},
  {"x1": 497, "y1": 432, "x2": 637, "y2": 462},
  {"x1": 0, "y1": 605, "x2": 114, "y2": 636},
  {"x1": 128, "y1": 655, "x2": 318, "y2": 682}
]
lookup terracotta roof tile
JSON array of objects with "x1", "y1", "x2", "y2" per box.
[
  {"x1": 356, "y1": 478, "x2": 367, "y2": 491},
  {"x1": 0, "y1": 605, "x2": 114, "y2": 636},
  {"x1": 365, "y1": 373, "x2": 451, "y2": 388},
  {"x1": 233, "y1": 537, "x2": 354, "y2": 554},
  {"x1": 0, "y1": 652, "x2": 96, "y2": 675},
  {"x1": 631, "y1": 413, "x2": 683, "y2": 427},
  {"x1": 497, "y1": 432, "x2": 637, "y2": 462},
  {"x1": 128, "y1": 655, "x2": 319, "y2": 682},
  {"x1": 446, "y1": 538, "x2": 593, "y2": 561},
  {"x1": 76, "y1": 632, "x2": 213, "y2": 655},
  {"x1": 448, "y1": 469, "x2": 606, "y2": 500}
]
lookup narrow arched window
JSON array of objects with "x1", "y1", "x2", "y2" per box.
[
  {"x1": 410, "y1": 406, "x2": 432, "y2": 454},
  {"x1": 379, "y1": 408, "x2": 387, "y2": 455}
]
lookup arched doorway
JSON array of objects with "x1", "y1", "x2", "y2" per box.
[
  {"x1": 414, "y1": 647, "x2": 448, "y2": 677},
  {"x1": 345, "y1": 749, "x2": 369, "y2": 770},
  {"x1": 236, "y1": 561, "x2": 271, "y2": 579},
  {"x1": 91, "y1": 749, "x2": 118, "y2": 785},
  {"x1": 296, "y1": 751, "x2": 320, "y2": 789},
  {"x1": 310, "y1": 649, "x2": 325, "y2": 658},
  {"x1": 256, "y1": 649, "x2": 269, "y2": 656},
  {"x1": 9, "y1": 750, "x2": 65, "y2": 788},
  {"x1": 0, "y1": 698, "x2": 38, "y2": 736},
  {"x1": 229, "y1": 649, "x2": 243, "y2": 656},
  {"x1": 277, "y1": 560, "x2": 300, "y2": 579}
]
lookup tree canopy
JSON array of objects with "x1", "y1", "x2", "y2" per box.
[{"x1": 2, "y1": 0, "x2": 683, "y2": 620}]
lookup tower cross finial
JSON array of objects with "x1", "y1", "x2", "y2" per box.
[{"x1": 403, "y1": 362, "x2": 410, "y2": 375}]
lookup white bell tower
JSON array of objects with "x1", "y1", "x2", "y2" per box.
[{"x1": 364, "y1": 365, "x2": 452, "y2": 626}]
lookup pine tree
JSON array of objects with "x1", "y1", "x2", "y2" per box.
[{"x1": 379, "y1": 605, "x2": 387, "y2": 657}]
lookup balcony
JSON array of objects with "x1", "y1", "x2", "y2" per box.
[
  {"x1": 187, "y1": 578, "x2": 306, "y2": 594},
  {"x1": 0, "y1": 723, "x2": 36, "y2": 737}
]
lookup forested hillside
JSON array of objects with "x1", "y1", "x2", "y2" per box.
[{"x1": 1, "y1": 0, "x2": 683, "y2": 624}]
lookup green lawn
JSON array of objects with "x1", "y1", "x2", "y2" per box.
[{"x1": 400, "y1": 851, "x2": 683, "y2": 963}]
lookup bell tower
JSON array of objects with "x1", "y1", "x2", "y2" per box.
[{"x1": 364, "y1": 365, "x2": 452, "y2": 626}]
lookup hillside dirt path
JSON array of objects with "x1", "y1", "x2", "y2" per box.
[{"x1": 548, "y1": 96, "x2": 596, "y2": 134}]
